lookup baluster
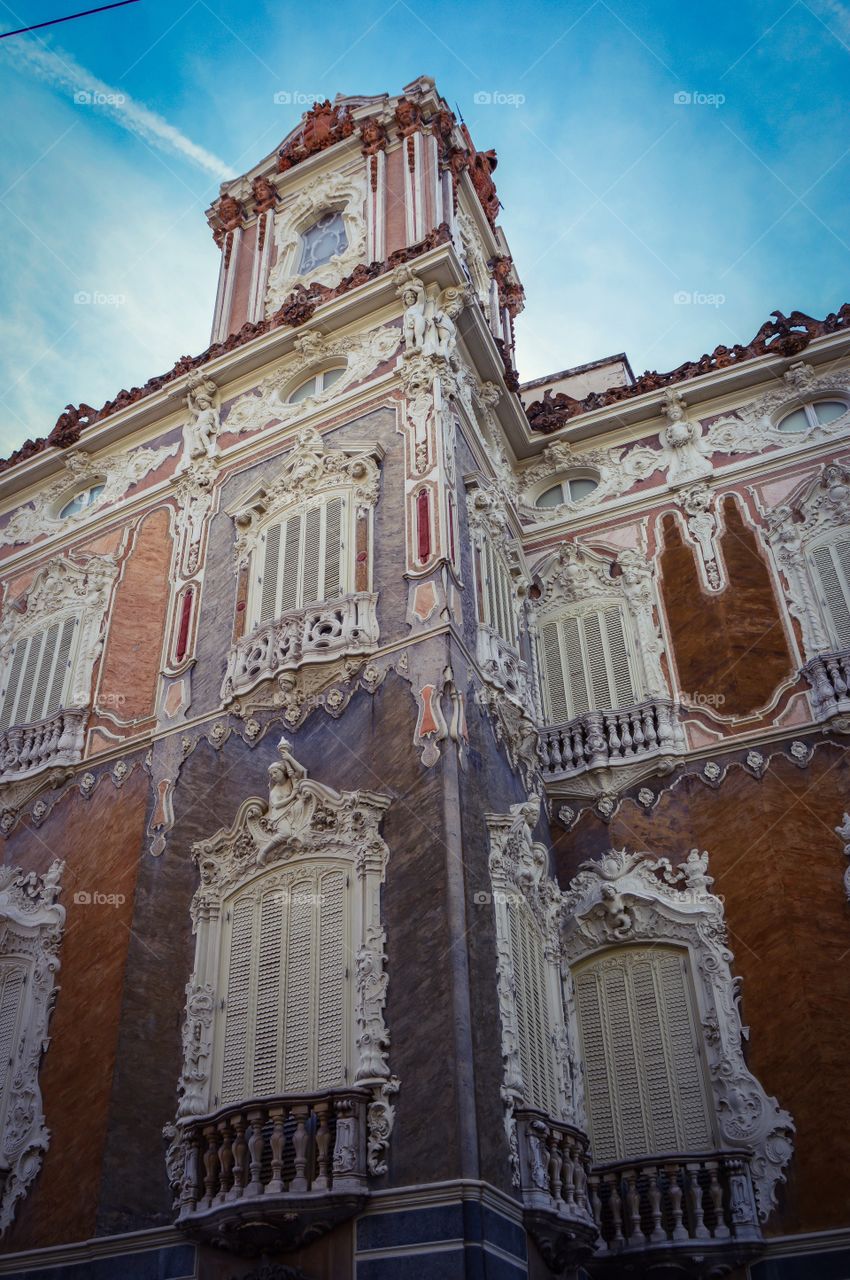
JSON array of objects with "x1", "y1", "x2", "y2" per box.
[
  {"x1": 605, "y1": 1172, "x2": 625, "y2": 1248},
  {"x1": 630, "y1": 707, "x2": 644, "y2": 753},
  {"x1": 267, "y1": 1104, "x2": 286, "y2": 1193},
  {"x1": 707, "y1": 1161, "x2": 730, "y2": 1239},
  {"x1": 618, "y1": 711, "x2": 633, "y2": 757},
  {"x1": 666, "y1": 1161, "x2": 688, "y2": 1241},
  {"x1": 573, "y1": 1146, "x2": 589, "y2": 1215},
  {"x1": 561, "y1": 1135, "x2": 576, "y2": 1210},
  {"x1": 548, "y1": 732, "x2": 563, "y2": 773},
  {"x1": 244, "y1": 1109, "x2": 265, "y2": 1197},
  {"x1": 547, "y1": 1129, "x2": 564, "y2": 1205},
  {"x1": 624, "y1": 1167, "x2": 645, "y2": 1245},
  {"x1": 606, "y1": 711, "x2": 621, "y2": 760},
  {"x1": 646, "y1": 1165, "x2": 666, "y2": 1243},
  {"x1": 588, "y1": 1174, "x2": 607, "y2": 1250},
  {"x1": 642, "y1": 704, "x2": 658, "y2": 750},
  {"x1": 570, "y1": 725, "x2": 583, "y2": 770},
  {"x1": 686, "y1": 1161, "x2": 710, "y2": 1239},
  {"x1": 314, "y1": 1100, "x2": 331, "y2": 1190},
  {"x1": 290, "y1": 1103, "x2": 310, "y2": 1192},
  {"x1": 181, "y1": 1131, "x2": 201, "y2": 1215},
  {"x1": 830, "y1": 656, "x2": 848, "y2": 698},
  {"x1": 229, "y1": 1113, "x2": 247, "y2": 1200},
  {"x1": 201, "y1": 1124, "x2": 219, "y2": 1207},
  {"x1": 216, "y1": 1119, "x2": 234, "y2": 1202}
]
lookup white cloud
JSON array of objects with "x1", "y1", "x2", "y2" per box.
[{"x1": 4, "y1": 38, "x2": 233, "y2": 180}]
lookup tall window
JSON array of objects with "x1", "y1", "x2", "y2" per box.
[
  {"x1": 809, "y1": 536, "x2": 850, "y2": 649},
  {"x1": 213, "y1": 863, "x2": 351, "y2": 1107},
  {"x1": 540, "y1": 604, "x2": 635, "y2": 722},
  {"x1": 0, "y1": 961, "x2": 28, "y2": 1132},
  {"x1": 252, "y1": 495, "x2": 347, "y2": 627},
  {"x1": 0, "y1": 616, "x2": 78, "y2": 730},
  {"x1": 478, "y1": 540, "x2": 519, "y2": 649},
  {"x1": 506, "y1": 895, "x2": 559, "y2": 1115},
  {"x1": 573, "y1": 946, "x2": 714, "y2": 1162}
]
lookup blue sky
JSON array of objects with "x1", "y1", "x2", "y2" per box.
[{"x1": 1, "y1": 0, "x2": 848, "y2": 453}]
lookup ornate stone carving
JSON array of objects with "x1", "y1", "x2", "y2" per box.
[
  {"x1": 661, "y1": 389, "x2": 713, "y2": 486},
  {"x1": 183, "y1": 373, "x2": 221, "y2": 463},
  {"x1": 0, "y1": 442, "x2": 178, "y2": 548},
  {"x1": 674, "y1": 482, "x2": 723, "y2": 590},
  {"x1": 175, "y1": 738, "x2": 398, "y2": 1165},
  {"x1": 561, "y1": 848, "x2": 794, "y2": 1219},
  {"x1": 705, "y1": 362, "x2": 850, "y2": 455},
  {"x1": 395, "y1": 269, "x2": 467, "y2": 359},
  {"x1": 224, "y1": 325, "x2": 400, "y2": 438},
  {"x1": 0, "y1": 860, "x2": 65, "y2": 1234},
  {"x1": 835, "y1": 812, "x2": 850, "y2": 901},
  {"x1": 276, "y1": 100, "x2": 354, "y2": 173},
  {"x1": 266, "y1": 170, "x2": 367, "y2": 310}
]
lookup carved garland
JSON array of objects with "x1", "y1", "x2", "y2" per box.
[
  {"x1": 170, "y1": 738, "x2": 399, "y2": 1176},
  {"x1": 560, "y1": 848, "x2": 795, "y2": 1219},
  {"x1": 0, "y1": 860, "x2": 65, "y2": 1233},
  {"x1": 265, "y1": 169, "x2": 368, "y2": 312}
]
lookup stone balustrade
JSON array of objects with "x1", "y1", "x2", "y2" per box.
[
  {"x1": 0, "y1": 708, "x2": 86, "y2": 783},
  {"x1": 539, "y1": 698, "x2": 685, "y2": 780},
  {"x1": 803, "y1": 648, "x2": 850, "y2": 721},
  {"x1": 173, "y1": 1089, "x2": 370, "y2": 1252},
  {"x1": 588, "y1": 1149, "x2": 762, "y2": 1271},
  {"x1": 514, "y1": 1109, "x2": 599, "y2": 1265},
  {"x1": 221, "y1": 592, "x2": 379, "y2": 703}
]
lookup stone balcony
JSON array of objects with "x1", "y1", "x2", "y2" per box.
[
  {"x1": 514, "y1": 1109, "x2": 600, "y2": 1271},
  {"x1": 221, "y1": 592, "x2": 380, "y2": 705},
  {"x1": 171, "y1": 1089, "x2": 371, "y2": 1255},
  {"x1": 587, "y1": 1149, "x2": 763, "y2": 1277},
  {"x1": 0, "y1": 708, "x2": 87, "y2": 784},
  {"x1": 539, "y1": 698, "x2": 685, "y2": 785},
  {"x1": 803, "y1": 647, "x2": 850, "y2": 722}
]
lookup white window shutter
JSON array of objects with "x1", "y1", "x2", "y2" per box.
[
  {"x1": 323, "y1": 497, "x2": 343, "y2": 601},
  {"x1": 0, "y1": 963, "x2": 26, "y2": 1121},
  {"x1": 0, "y1": 641, "x2": 28, "y2": 730},
  {"x1": 282, "y1": 878, "x2": 313, "y2": 1092},
  {"x1": 316, "y1": 869, "x2": 346, "y2": 1087},
  {"x1": 259, "y1": 524, "x2": 282, "y2": 624},
  {"x1": 541, "y1": 622, "x2": 569, "y2": 722},
  {"x1": 602, "y1": 606, "x2": 635, "y2": 706},
  {"x1": 508, "y1": 898, "x2": 558, "y2": 1115},
  {"x1": 302, "y1": 506, "x2": 322, "y2": 605},
  {"x1": 812, "y1": 539, "x2": 850, "y2": 647},
  {"x1": 46, "y1": 617, "x2": 76, "y2": 715},
  {"x1": 252, "y1": 888, "x2": 284, "y2": 1097},
  {"x1": 280, "y1": 513, "x2": 303, "y2": 613},
  {"x1": 220, "y1": 897, "x2": 253, "y2": 1104},
  {"x1": 542, "y1": 606, "x2": 636, "y2": 721},
  {"x1": 574, "y1": 947, "x2": 714, "y2": 1162}
]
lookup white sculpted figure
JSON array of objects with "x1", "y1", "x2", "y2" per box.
[
  {"x1": 661, "y1": 388, "x2": 713, "y2": 485},
  {"x1": 184, "y1": 374, "x2": 221, "y2": 461},
  {"x1": 398, "y1": 272, "x2": 459, "y2": 358}
]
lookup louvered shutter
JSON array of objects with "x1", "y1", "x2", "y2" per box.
[
  {"x1": 0, "y1": 617, "x2": 78, "y2": 730},
  {"x1": 282, "y1": 877, "x2": 313, "y2": 1091},
  {"x1": 259, "y1": 524, "x2": 281, "y2": 624},
  {"x1": 323, "y1": 497, "x2": 343, "y2": 602},
  {"x1": 220, "y1": 897, "x2": 253, "y2": 1105},
  {"x1": 541, "y1": 606, "x2": 635, "y2": 721},
  {"x1": 480, "y1": 542, "x2": 517, "y2": 648},
  {"x1": 46, "y1": 617, "x2": 76, "y2": 716},
  {"x1": 811, "y1": 539, "x2": 850, "y2": 647},
  {"x1": 508, "y1": 898, "x2": 558, "y2": 1115},
  {"x1": 254, "y1": 497, "x2": 348, "y2": 625},
  {"x1": 302, "y1": 506, "x2": 322, "y2": 605},
  {"x1": 0, "y1": 963, "x2": 26, "y2": 1123},
  {"x1": 316, "y1": 869, "x2": 346, "y2": 1087},
  {"x1": 252, "y1": 888, "x2": 283, "y2": 1096},
  {"x1": 280, "y1": 513, "x2": 303, "y2": 613},
  {"x1": 574, "y1": 947, "x2": 714, "y2": 1162}
]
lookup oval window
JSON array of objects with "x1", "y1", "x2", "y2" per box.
[
  {"x1": 535, "y1": 475, "x2": 599, "y2": 509},
  {"x1": 59, "y1": 483, "x2": 105, "y2": 519},
  {"x1": 777, "y1": 400, "x2": 847, "y2": 433},
  {"x1": 298, "y1": 211, "x2": 347, "y2": 274},
  {"x1": 287, "y1": 366, "x2": 346, "y2": 405}
]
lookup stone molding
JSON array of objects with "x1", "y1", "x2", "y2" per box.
[
  {"x1": 265, "y1": 169, "x2": 368, "y2": 311},
  {"x1": 173, "y1": 737, "x2": 398, "y2": 1175},
  {"x1": 561, "y1": 847, "x2": 794, "y2": 1219},
  {"x1": 0, "y1": 859, "x2": 65, "y2": 1234}
]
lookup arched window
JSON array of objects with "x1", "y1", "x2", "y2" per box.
[
  {"x1": 573, "y1": 945, "x2": 714, "y2": 1162},
  {"x1": 0, "y1": 615, "x2": 79, "y2": 731},
  {"x1": 808, "y1": 534, "x2": 850, "y2": 649},
  {"x1": 535, "y1": 475, "x2": 599, "y2": 509},
  {"x1": 58, "y1": 483, "x2": 105, "y2": 519},
  {"x1": 298, "y1": 211, "x2": 347, "y2": 274},
  {"x1": 776, "y1": 399, "x2": 847, "y2": 433},
  {"x1": 287, "y1": 366, "x2": 346, "y2": 404},
  {"x1": 251, "y1": 494, "x2": 347, "y2": 628},
  {"x1": 213, "y1": 861, "x2": 352, "y2": 1106},
  {"x1": 540, "y1": 603, "x2": 635, "y2": 722}
]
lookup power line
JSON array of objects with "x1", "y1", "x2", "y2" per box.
[{"x1": 1, "y1": 0, "x2": 140, "y2": 39}]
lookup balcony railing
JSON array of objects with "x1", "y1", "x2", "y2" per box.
[
  {"x1": 222, "y1": 592, "x2": 379, "y2": 704},
  {"x1": 0, "y1": 708, "x2": 87, "y2": 783},
  {"x1": 173, "y1": 1089, "x2": 370, "y2": 1254},
  {"x1": 803, "y1": 648, "x2": 850, "y2": 721},
  {"x1": 539, "y1": 698, "x2": 685, "y2": 782},
  {"x1": 588, "y1": 1150, "x2": 762, "y2": 1275},
  {"x1": 514, "y1": 1109, "x2": 599, "y2": 1268}
]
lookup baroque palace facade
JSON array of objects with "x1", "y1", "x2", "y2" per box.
[{"x1": 0, "y1": 74, "x2": 848, "y2": 1280}]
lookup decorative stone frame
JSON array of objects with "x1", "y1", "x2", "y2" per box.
[
  {"x1": 0, "y1": 552, "x2": 119, "y2": 732},
  {"x1": 531, "y1": 541, "x2": 669, "y2": 715},
  {"x1": 172, "y1": 738, "x2": 399, "y2": 1176},
  {"x1": 705, "y1": 361, "x2": 850, "y2": 456},
  {"x1": 486, "y1": 797, "x2": 585, "y2": 1187},
  {"x1": 764, "y1": 461, "x2": 850, "y2": 659},
  {"x1": 560, "y1": 847, "x2": 794, "y2": 1220},
  {"x1": 265, "y1": 169, "x2": 368, "y2": 312},
  {"x1": 0, "y1": 859, "x2": 65, "y2": 1234}
]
